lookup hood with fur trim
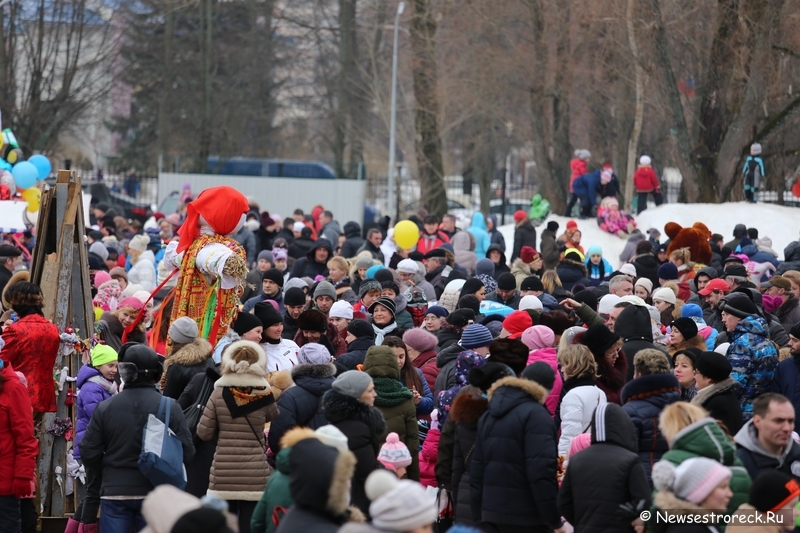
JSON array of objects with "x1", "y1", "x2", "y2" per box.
[
  {"x1": 620, "y1": 372, "x2": 681, "y2": 405},
  {"x1": 321, "y1": 389, "x2": 388, "y2": 436},
  {"x1": 217, "y1": 339, "x2": 269, "y2": 388},
  {"x1": 289, "y1": 437, "x2": 357, "y2": 517},
  {"x1": 486, "y1": 376, "x2": 548, "y2": 418},
  {"x1": 449, "y1": 390, "x2": 488, "y2": 425},
  {"x1": 290, "y1": 363, "x2": 336, "y2": 397},
  {"x1": 160, "y1": 337, "x2": 213, "y2": 389}
]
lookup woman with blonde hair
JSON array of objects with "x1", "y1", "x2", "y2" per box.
[
  {"x1": 96, "y1": 296, "x2": 147, "y2": 351},
  {"x1": 126, "y1": 234, "x2": 156, "y2": 292},
  {"x1": 668, "y1": 247, "x2": 696, "y2": 283},
  {"x1": 556, "y1": 344, "x2": 607, "y2": 456},
  {"x1": 780, "y1": 270, "x2": 800, "y2": 298},
  {"x1": 656, "y1": 402, "x2": 751, "y2": 514}
]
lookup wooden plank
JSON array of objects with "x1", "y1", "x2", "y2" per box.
[
  {"x1": 49, "y1": 366, "x2": 71, "y2": 517},
  {"x1": 30, "y1": 188, "x2": 53, "y2": 283},
  {"x1": 39, "y1": 255, "x2": 59, "y2": 323},
  {"x1": 38, "y1": 412, "x2": 56, "y2": 516},
  {"x1": 52, "y1": 226, "x2": 74, "y2": 332},
  {"x1": 72, "y1": 175, "x2": 94, "y2": 336}
]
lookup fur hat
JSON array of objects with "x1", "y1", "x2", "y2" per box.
[
  {"x1": 220, "y1": 340, "x2": 267, "y2": 381},
  {"x1": 2, "y1": 271, "x2": 30, "y2": 309},
  {"x1": 5, "y1": 281, "x2": 43, "y2": 307},
  {"x1": 297, "y1": 309, "x2": 328, "y2": 332},
  {"x1": 402, "y1": 328, "x2": 437, "y2": 353},
  {"x1": 488, "y1": 338, "x2": 529, "y2": 375}
]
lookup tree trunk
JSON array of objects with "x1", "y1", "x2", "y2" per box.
[
  {"x1": 339, "y1": 0, "x2": 366, "y2": 176},
  {"x1": 409, "y1": 0, "x2": 447, "y2": 218},
  {"x1": 198, "y1": 0, "x2": 213, "y2": 170},
  {"x1": 625, "y1": 0, "x2": 644, "y2": 212},
  {"x1": 158, "y1": 8, "x2": 174, "y2": 161},
  {"x1": 715, "y1": 0, "x2": 785, "y2": 199},
  {"x1": 647, "y1": 0, "x2": 702, "y2": 201}
]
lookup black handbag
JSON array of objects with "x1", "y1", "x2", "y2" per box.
[{"x1": 182, "y1": 368, "x2": 217, "y2": 442}]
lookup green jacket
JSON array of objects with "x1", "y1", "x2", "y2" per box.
[
  {"x1": 376, "y1": 399, "x2": 421, "y2": 481},
  {"x1": 660, "y1": 417, "x2": 752, "y2": 515},
  {"x1": 251, "y1": 447, "x2": 293, "y2": 533}
]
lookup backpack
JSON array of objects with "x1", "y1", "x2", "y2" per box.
[
  {"x1": 182, "y1": 367, "x2": 219, "y2": 443},
  {"x1": 138, "y1": 396, "x2": 187, "y2": 489}
]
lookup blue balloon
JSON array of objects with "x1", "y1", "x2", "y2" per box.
[
  {"x1": 12, "y1": 161, "x2": 38, "y2": 190},
  {"x1": 28, "y1": 154, "x2": 51, "y2": 181}
]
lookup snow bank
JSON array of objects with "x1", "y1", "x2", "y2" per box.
[{"x1": 499, "y1": 202, "x2": 800, "y2": 270}]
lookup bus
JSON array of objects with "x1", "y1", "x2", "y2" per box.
[{"x1": 206, "y1": 157, "x2": 336, "y2": 179}]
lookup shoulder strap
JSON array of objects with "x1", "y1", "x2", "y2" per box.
[{"x1": 245, "y1": 415, "x2": 266, "y2": 451}]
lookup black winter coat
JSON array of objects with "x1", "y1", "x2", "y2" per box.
[
  {"x1": 556, "y1": 260, "x2": 591, "y2": 292},
  {"x1": 161, "y1": 338, "x2": 214, "y2": 400},
  {"x1": 486, "y1": 244, "x2": 511, "y2": 280},
  {"x1": 621, "y1": 373, "x2": 681, "y2": 486},
  {"x1": 289, "y1": 240, "x2": 333, "y2": 279},
  {"x1": 694, "y1": 377, "x2": 743, "y2": 435},
  {"x1": 80, "y1": 383, "x2": 195, "y2": 497},
  {"x1": 282, "y1": 311, "x2": 299, "y2": 341},
  {"x1": 558, "y1": 403, "x2": 652, "y2": 533},
  {"x1": 632, "y1": 253, "x2": 661, "y2": 288},
  {"x1": 177, "y1": 366, "x2": 220, "y2": 497},
  {"x1": 770, "y1": 355, "x2": 800, "y2": 432},
  {"x1": 268, "y1": 363, "x2": 335, "y2": 453},
  {"x1": 540, "y1": 229, "x2": 560, "y2": 271},
  {"x1": 434, "y1": 342, "x2": 463, "y2": 397},
  {"x1": 450, "y1": 392, "x2": 487, "y2": 526},
  {"x1": 470, "y1": 377, "x2": 562, "y2": 529},
  {"x1": 511, "y1": 221, "x2": 537, "y2": 262},
  {"x1": 436, "y1": 325, "x2": 461, "y2": 351},
  {"x1": 615, "y1": 305, "x2": 668, "y2": 381},
  {"x1": 334, "y1": 337, "x2": 376, "y2": 374},
  {"x1": 340, "y1": 221, "x2": 365, "y2": 259},
  {"x1": 287, "y1": 236, "x2": 315, "y2": 260},
  {"x1": 321, "y1": 389, "x2": 387, "y2": 515}
]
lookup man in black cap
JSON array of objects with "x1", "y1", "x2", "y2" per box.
[
  {"x1": 423, "y1": 249, "x2": 451, "y2": 299},
  {"x1": 0, "y1": 243, "x2": 22, "y2": 296},
  {"x1": 282, "y1": 287, "x2": 306, "y2": 340},
  {"x1": 334, "y1": 319, "x2": 377, "y2": 373},
  {"x1": 692, "y1": 351, "x2": 742, "y2": 434},
  {"x1": 768, "y1": 322, "x2": 800, "y2": 432},
  {"x1": 488, "y1": 272, "x2": 521, "y2": 309},
  {"x1": 242, "y1": 268, "x2": 285, "y2": 313},
  {"x1": 540, "y1": 220, "x2": 560, "y2": 271},
  {"x1": 724, "y1": 263, "x2": 752, "y2": 291},
  {"x1": 520, "y1": 276, "x2": 545, "y2": 298}
]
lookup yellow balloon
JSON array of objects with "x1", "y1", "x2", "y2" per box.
[
  {"x1": 21, "y1": 187, "x2": 40, "y2": 212},
  {"x1": 393, "y1": 220, "x2": 420, "y2": 250}
]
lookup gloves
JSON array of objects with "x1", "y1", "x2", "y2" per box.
[{"x1": 13, "y1": 478, "x2": 35, "y2": 499}]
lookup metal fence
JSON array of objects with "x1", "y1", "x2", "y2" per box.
[{"x1": 71, "y1": 170, "x2": 160, "y2": 207}]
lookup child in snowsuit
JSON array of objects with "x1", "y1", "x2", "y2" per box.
[
  {"x1": 742, "y1": 143, "x2": 765, "y2": 203},
  {"x1": 633, "y1": 155, "x2": 663, "y2": 214},
  {"x1": 565, "y1": 149, "x2": 591, "y2": 216}
]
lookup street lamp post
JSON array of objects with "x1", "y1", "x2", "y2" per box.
[{"x1": 387, "y1": 1, "x2": 405, "y2": 223}]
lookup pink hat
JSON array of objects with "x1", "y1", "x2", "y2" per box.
[
  {"x1": 402, "y1": 328, "x2": 437, "y2": 353},
  {"x1": 569, "y1": 433, "x2": 592, "y2": 457},
  {"x1": 521, "y1": 325, "x2": 555, "y2": 351},
  {"x1": 377, "y1": 432, "x2": 412, "y2": 470},
  {"x1": 94, "y1": 271, "x2": 111, "y2": 287},
  {"x1": 117, "y1": 296, "x2": 144, "y2": 311}
]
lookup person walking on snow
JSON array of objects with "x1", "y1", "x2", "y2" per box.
[
  {"x1": 564, "y1": 149, "x2": 590, "y2": 216},
  {"x1": 742, "y1": 143, "x2": 765, "y2": 203},
  {"x1": 634, "y1": 155, "x2": 663, "y2": 214}
]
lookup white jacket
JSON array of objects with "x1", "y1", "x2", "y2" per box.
[
  {"x1": 260, "y1": 339, "x2": 300, "y2": 373},
  {"x1": 558, "y1": 384, "x2": 607, "y2": 456},
  {"x1": 128, "y1": 250, "x2": 156, "y2": 292}
]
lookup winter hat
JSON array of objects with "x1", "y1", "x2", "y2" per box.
[
  {"x1": 355, "y1": 255, "x2": 375, "y2": 269},
  {"x1": 221, "y1": 340, "x2": 268, "y2": 380},
  {"x1": 109, "y1": 266, "x2": 128, "y2": 281},
  {"x1": 366, "y1": 265, "x2": 384, "y2": 279},
  {"x1": 117, "y1": 296, "x2": 144, "y2": 311},
  {"x1": 366, "y1": 471, "x2": 437, "y2": 531},
  {"x1": 347, "y1": 319, "x2": 375, "y2": 339},
  {"x1": 91, "y1": 344, "x2": 118, "y2": 367},
  {"x1": 513, "y1": 210, "x2": 527, "y2": 223},
  {"x1": 468, "y1": 362, "x2": 515, "y2": 392},
  {"x1": 332, "y1": 370, "x2": 373, "y2": 399},
  {"x1": 562, "y1": 326, "x2": 585, "y2": 346},
  {"x1": 488, "y1": 338, "x2": 529, "y2": 375},
  {"x1": 520, "y1": 246, "x2": 539, "y2": 264},
  {"x1": 369, "y1": 296, "x2": 397, "y2": 317},
  {"x1": 329, "y1": 300, "x2": 354, "y2": 320},
  {"x1": 576, "y1": 149, "x2": 591, "y2": 160},
  {"x1": 724, "y1": 264, "x2": 748, "y2": 278},
  {"x1": 374, "y1": 269, "x2": 395, "y2": 284},
  {"x1": 377, "y1": 433, "x2": 413, "y2": 469},
  {"x1": 620, "y1": 295, "x2": 647, "y2": 307},
  {"x1": 298, "y1": 343, "x2": 332, "y2": 365},
  {"x1": 791, "y1": 322, "x2": 800, "y2": 340},
  {"x1": 297, "y1": 309, "x2": 328, "y2": 332},
  {"x1": 257, "y1": 250, "x2": 274, "y2": 264},
  {"x1": 634, "y1": 278, "x2": 653, "y2": 294},
  {"x1": 380, "y1": 281, "x2": 400, "y2": 297},
  {"x1": 573, "y1": 290, "x2": 598, "y2": 312},
  {"x1": 749, "y1": 470, "x2": 800, "y2": 513},
  {"x1": 233, "y1": 312, "x2": 263, "y2": 337},
  {"x1": 460, "y1": 278, "x2": 485, "y2": 298},
  {"x1": 520, "y1": 276, "x2": 544, "y2": 292},
  {"x1": 284, "y1": 277, "x2": 308, "y2": 294},
  {"x1": 521, "y1": 361, "x2": 555, "y2": 391},
  {"x1": 447, "y1": 308, "x2": 475, "y2": 328},
  {"x1": 128, "y1": 234, "x2": 150, "y2": 253},
  {"x1": 598, "y1": 294, "x2": 622, "y2": 315},
  {"x1": 546, "y1": 221, "x2": 559, "y2": 233},
  {"x1": 118, "y1": 344, "x2": 163, "y2": 384},
  {"x1": 358, "y1": 279, "x2": 382, "y2": 299},
  {"x1": 475, "y1": 258, "x2": 495, "y2": 277},
  {"x1": 425, "y1": 306, "x2": 449, "y2": 319},
  {"x1": 402, "y1": 328, "x2": 437, "y2": 353},
  {"x1": 657, "y1": 262, "x2": 679, "y2": 281},
  {"x1": 315, "y1": 425, "x2": 349, "y2": 452},
  {"x1": 496, "y1": 273, "x2": 517, "y2": 291},
  {"x1": 694, "y1": 351, "x2": 732, "y2": 382},
  {"x1": 363, "y1": 346, "x2": 401, "y2": 380},
  {"x1": 639, "y1": 155, "x2": 652, "y2": 165},
  {"x1": 673, "y1": 348, "x2": 700, "y2": 367},
  {"x1": 652, "y1": 457, "x2": 731, "y2": 505},
  {"x1": 619, "y1": 263, "x2": 637, "y2": 278},
  {"x1": 292, "y1": 221, "x2": 305, "y2": 232},
  {"x1": 314, "y1": 281, "x2": 337, "y2": 301},
  {"x1": 255, "y1": 301, "x2": 285, "y2": 329},
  {"x1": 670, "y1": 317, "x2": 698, "y2": 340},
  {"x1": 569, "y1": 433, "x2": 592, "y2": 457},
  {"x1": 169, "y1": 316, "x2": 199, "y2": 344},
  {"x1": 396, "y1": 259, "x2": 419, "y2": 274},
  {"x1": 587, "y1": 244, "x2": 602, "y2": 257},
  {"x1": 566, "y1": 220, "x2": 578, "y2": 230},
  {"x1": 750, "y1": 143, "x2": 762, "y2": 156},
  {"x1": 261, "y1": 268, "x2": 285, "y2": 288},
  {"x1": 582, "y1": 324, "x2": 620, "y2": 359},
  {"x1": 502, "y1": 310, "x2": 534, "y2": 339},
  {"x1": 93, "y1": 270, "x2": 112, "y2": 288},
  {"x1": 460, "y1": 323, "x2": 493, "y2": 349},
  {"x1": 680, "y1": 303, "x2": 704, "y2": 319},
  {"x1": 764, "y1": 275, "x2": 792, "y2": 292},
  {"x1": 719, "y1": 292, "x2": 758, "y2": 319},
  {"x1": 652, "y1": 287, "x2": 676, "y2": 305},
  {"x1": 283, "y1": 287, "x2": 306, "y2": 307},
  {"x1": 519, "y1": 295, "x2": 543, "y2": 311},
  {"x1": 521, "y1": 325, "x2": 555, "y2": 351},
  {"x1": 141, "y1": 485, "x2": 234, "y2": 533},
  {"x1": 271, "y1": 248, "x2": 288, "y2": 262}
]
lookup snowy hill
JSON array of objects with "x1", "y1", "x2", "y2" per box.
[{"x1": 499, "y1": 202, "x2": 800, "y2": 270}]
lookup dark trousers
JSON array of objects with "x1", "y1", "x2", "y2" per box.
[
  {"x1": 99, "y1": 499, "x2": 146, "y2": 533},
  {"x1": 0, "y1": 495, "x2": 22, "y2": 533},
  {"x1": 564, "y1": 193, "x2": 579, "y2": 216},
  {"x1": 745, "y1": 189, "x2": 755, "y2": 202},
  {"x1": 73, "y1": 470, "x2": 101, "y2": 523},
  {"x1": 636, "y1": 191, "x2": 663, "y2": 214},
  {"x1": 228, "y1": 500, "x2": 258, "y2": 533},
  {"x1": 20, "y1": 498, "x2": 36, "y2": 533}
]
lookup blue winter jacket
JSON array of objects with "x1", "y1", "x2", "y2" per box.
[
  {"x1": 404, "y1": 368, "x2": 434, "y2": 417},
  {"x1": 572, "y1": 170, "x2": 602, "y2": 207},
  {"x1": 738, "y1": 243, "x2": 778, "y2": 267},
  {"x1": 727, "y1": 315, "x2": 778, "y2": 420},
  {"x1": 74, "y1": 365, "x2": 116, "y2": 460},
  {"x1": 468, "y1": 213, "x2": 492, "y2": 259},
  {"x1": 584, "y1": 257, "x2": 614, "y2": 287},
  {"x1": 769, "y1": 355, "x2": 800, "y2": 432}
]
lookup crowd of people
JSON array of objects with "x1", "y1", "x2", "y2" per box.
[{"x1": 2, "y1": 191, "x2": 800, "y2": 533}]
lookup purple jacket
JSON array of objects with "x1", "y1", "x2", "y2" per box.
[{"x1": 74, "y1": 364, "x2": 116, "y2": 460}]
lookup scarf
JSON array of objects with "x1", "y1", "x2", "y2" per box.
[
  {"x1": 222, "y1": 386, "x2": 275, "y2": 418},
  {"x1": 87, "y1": 375, "x2": 119, "y2": 395},
  {"x1": 372, "y1": 322, "x2": 398, "y2": 345},
  {"x1": 372, "y1": 377, "x2": 413, "y2": 408}
]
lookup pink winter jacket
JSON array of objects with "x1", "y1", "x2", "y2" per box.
[
  {"x1": 419, "y1": 428, "x2": 440, "y2": 488},
  {"x1": 527, "y1": 347, "x2": 563, "y2": 417}
]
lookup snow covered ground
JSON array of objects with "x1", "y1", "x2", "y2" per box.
[{"x1": 498, "y1": 202, "x2": 800, "y2": 270}]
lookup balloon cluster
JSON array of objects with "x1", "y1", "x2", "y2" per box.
[{"x1": 0, "y1": 128, "x2": 51, "y2": 216}]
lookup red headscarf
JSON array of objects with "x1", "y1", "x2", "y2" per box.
[{"x1": 176, "y1": 186, "x2": 249, "y2": 253}]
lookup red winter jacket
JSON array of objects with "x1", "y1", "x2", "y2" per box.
[
  {"x1": 419, "y1": 426, "x2": 440, "y2": 488},
  {"x1": 416, "y1": 231, "x2": 450, "y2": 256},
  {"x1": 1, "y1": 314, "x2": 61, "y2": 413},
  {"x1": 569, "y1": 158, "x2": 588, "y2": 193},
  {"x1": 412, "y1": 348, "x2": 439, "y2": 393},
  {"x1": 633, "y1": 166, "x2": 660, "y2": 192},
  {"x1": 0, "y1": 363, "x2": 39, "y2": 495}
]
